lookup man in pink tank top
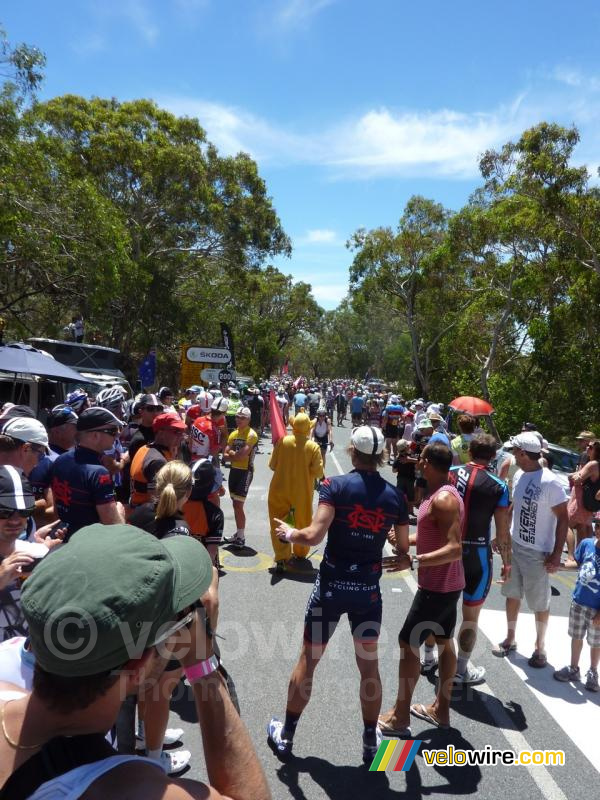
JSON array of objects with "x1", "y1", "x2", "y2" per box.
[{"x1": 379, "y1": 442, "x2": 465, "y2": 735}]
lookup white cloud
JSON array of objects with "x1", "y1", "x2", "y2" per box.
[
  {"x1": 71, "y1": 33, "x2": 106, "y2": 56},
  {"x1": 301, "y1": 229, "x2": 338, "y2": 244},
  {"x1": 310, "y1": 282, "x2": 347, "y2": 307},
  {"x1": 160, "y1": 67, "x2": 600, "y2": 181},
  {"x1": 276, "y1": 0, "x2": 337, "y2": 28},
  {"x1": 161, "y1": 94, "x2": 531, "y2": 178},
  {"x1": 552, "y1": 66, "x2": 600, "y2": 92},
  {"x1": 122, "y1": 0, "x2": 159, "y2": 44}
]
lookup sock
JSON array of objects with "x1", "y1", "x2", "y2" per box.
[
  {"x1": 237, "y1": 528, "x2": 245, "y2": 541},
  {"x1": 283, "y1": 710, "x2": 301, "y2": 740},
  {"x1": 363, "y1": 720, "x2": 378, "y2": 746},
  {"x1": 456, "y1": 655, "x2": 469, "y2": 676},
  {"x1": 423, "y1": 643, "x2": 436, "y2": 664},
  {"x1": 146, "y1": 748, "x2": 162, "y2": 761}
]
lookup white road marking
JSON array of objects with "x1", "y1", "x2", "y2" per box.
[
  {"x1": 330, "y1": 450, "x2": 345, "y2": 476},
  {"x1": 391, "y1": 571, "x2": 571, "y2": 797},
  {"x1": 478, "y1": 608, "x2": 600, "y2": 775},
  {"x1": 391, "y1": 587, "x2": 403, "y2": 593}
]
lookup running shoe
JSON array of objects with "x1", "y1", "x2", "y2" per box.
[
  {"x1": 136, "y1": 726, "x2": 184, "y2": 749},
  {"x1": 553, "y1": 665, "x2": 580, "y2": 682},
  {"x1": 362, "y1": 726, "x2": 382, "y2": 764},
  {"x1": 158, "y1": 749, "x2": 192, "y2": 775},
  {"x1": 267, "y1": 718, "x2": 293, "y2": 757},
  {"x1": 420, "y1": 656, "x2": 438, "y2": 675},
  {"x1": 585, "y1": 668, "x2": 599, "y2": 692},
  {"x1": 454, "y1": 664, "x2": 486, "y2": 685},
  {"x1": 223, "y1": 535, "x2": 245, "y2": 548}
]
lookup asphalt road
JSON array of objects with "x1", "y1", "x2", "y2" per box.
[{"x1": 163, "y1": 422, "x2": 599, "y2": 800}]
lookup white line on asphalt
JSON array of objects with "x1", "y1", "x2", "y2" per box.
[
  {"x1": 395, "y1": 570, "x2": 568, "y2": 800},
  {"x1": 330, "y1": 450, "x2": 345, "y2": 476},
  {"x1": 391, "y1": 587, "x2": 403, "y2": 593},
  {"x1": 476, "y1": 683, "x2": 568, "y2": 800}
]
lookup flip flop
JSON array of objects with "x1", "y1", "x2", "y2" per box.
[
  {"x1": 377, "y1": 718, "x2": 412, "y2": 738},
  {"x1": 492, "y1": 640, "x2": 517, "y2": 657},
  {"x1": 410, "y1": 703, "x2": 450, "y2": 730}
]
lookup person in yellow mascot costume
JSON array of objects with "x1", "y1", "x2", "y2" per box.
[{"x1": 268, "y1": 412, "x2": 323, "y2": 572}]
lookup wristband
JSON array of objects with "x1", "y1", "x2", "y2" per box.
[
  {"x1": 283, "y1": 528, "x2": 295, "y2": 542},
  {"x1": 184, "y1": 655, "x2": 219, "y2": 683}
]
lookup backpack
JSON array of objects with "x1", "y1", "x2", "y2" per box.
[{"x1": 582, "y1": 476, "x2": 600, "y2": 512}]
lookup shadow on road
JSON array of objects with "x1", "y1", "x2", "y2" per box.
[{"x1": 272, "y1": 727, "x2": 481, "y2": 799}]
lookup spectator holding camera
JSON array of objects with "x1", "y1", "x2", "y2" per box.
[{"x1": 0, "y1": 524, "x2": 270, "y2": 799}]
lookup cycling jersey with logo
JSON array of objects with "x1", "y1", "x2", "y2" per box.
[
  {"x1": 227, "y1": 426, "x2": 258, "y2": 471},
  {"x1": 29, "y1": 445, "x2": 67, "y2": 499},
  {"x1": 319, "y1": 470, "x2": 408, "y2": 576},
  {"x1": 50, "y1": 446, "x2": 115, "y2": 539},
  {"x1": 448, "y1": 463, "x2": 509, "y2": 546},
  {"x1": 190, "y1": 416, "x2": 220, "y2": 460},
  {"x1": 382, "y1": 404, "x2": 405, "y2": 428}
]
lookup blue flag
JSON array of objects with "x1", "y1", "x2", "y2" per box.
[{"x1": 139, "y1": 349, "x2": 156, "y2": 388}]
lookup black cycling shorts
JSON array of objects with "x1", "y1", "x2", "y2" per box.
[
  {"x1": 399, "y1": 588, "x2": 462, "y2": 646},
  {"x1": 383, "y1": 424, "x2": 399, "y2": 440},
  {"x1": 228, "y1": 467, "x2": 253, "y2": 501},
  {"x1": 396, "y1": 475, "x2": 415, "y2": 502},
  {"x1": 304, "y1": 574, "x2": 382, "y2": 645},
  {"x1": 462, "y1": 544, "x2": 493, "y2": 606}
]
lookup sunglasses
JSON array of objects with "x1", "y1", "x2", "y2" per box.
[
  {"x1": 0, "y1": 508, "x2": 34, "y2": 520},
  {"x1": 94, "y1": 428, "x2": 119, "y2": 437},
  {"x1": 152, "y1": 601, "x2": 202, "y2": 647}
]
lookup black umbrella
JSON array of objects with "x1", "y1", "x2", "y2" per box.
[{"x1": 0, "y1": 343, "x2": 87, "y2": 382}]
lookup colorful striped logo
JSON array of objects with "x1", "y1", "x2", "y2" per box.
[{"x1": 369, "y1": 739, "x2": 421, "y2": 772}]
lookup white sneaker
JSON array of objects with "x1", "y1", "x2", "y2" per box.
[
  {"x1": 454, "y1": 663, "x2": 486, "y2": 685},
  {"x1": 136, "y1": 727, "x2": 184, "y2": 749},
  {"x1": 158, "y1": 748, "x2": 192, "y2": 775}
]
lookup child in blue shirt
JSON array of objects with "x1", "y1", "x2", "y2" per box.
[{"x1": 554, "y1": 522, "x2": 600, "y2": 691}]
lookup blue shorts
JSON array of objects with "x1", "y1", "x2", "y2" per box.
[
  {"x1": 462, "y1": 544, "x2": 493, "y2": 607},
  {"x1": 303, "y1": 573, "x2": 382, "y2": 645}
]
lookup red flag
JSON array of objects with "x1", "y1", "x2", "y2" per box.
[
  {"x1": 282, "y1": 358, "x2": 289, "y2": 375},
  {"x1": 270, "y1": 389, "x2": 286, "y2": 444}
]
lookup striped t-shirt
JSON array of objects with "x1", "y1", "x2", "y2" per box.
[{"x1": 416, "y1": 483, "x2": 465, "y2": 592}]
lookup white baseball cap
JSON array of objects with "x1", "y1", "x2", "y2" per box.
[
  {"x1": 509, "y1": 432, "x2": 542, "y2": 454},
  {"x1": 235, "y1": 407, "x2": 251, "y2": 419},
  {"x1": 211, "y1": 398, "x2": 229, "y2": 414},
  {"x1": 351, "y1": 425, "x2": 384, "y2": 455},
  {"x1": 1, "y1": 417, "x2": 49, "y2": 448}
]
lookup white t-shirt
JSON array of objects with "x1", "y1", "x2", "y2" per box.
[{"x1": 511, "y1": 467, "x2": 568, "y2": 552}]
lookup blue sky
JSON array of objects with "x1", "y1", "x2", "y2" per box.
[{"x1": 4, "y1": 0, "x2": 600, "y2": 308}]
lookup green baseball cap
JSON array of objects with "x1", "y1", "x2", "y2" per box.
[{"x1": 22, "y1": 524, "x2": 214, "y2": 677}]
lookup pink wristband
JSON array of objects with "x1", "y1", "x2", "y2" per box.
[
  {"x1": 184, "y1": 655, "x2": 219, "y2": 683},
  {"x1": 283, "y1": 528, "x2": 295, "y2": 542}
]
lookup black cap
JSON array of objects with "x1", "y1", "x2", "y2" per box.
[
  {"x1": 191, "y1": 457, "x2": 219, "y2": 499},
  {"x1": 47, "y1": 405, "x2": 78, "y2": 429},
  {"x1": 522, "y1": 422, "x2": 537, "y2": 432},
  {"x1": 139, "y1": 394, "x2": 163, "y2": 409},
  {"x1": 77, "y1": 407, "x2": 122, "y2": 432},
  {"x1": 158, "y1": 387, "x2": 173, "y2": 400},
  {"x1": 0, "y1": 405, "x2": 36, "y2": 421},
  {"x1": 0, "y1": 466, "x2": 35, "y2": 512}
]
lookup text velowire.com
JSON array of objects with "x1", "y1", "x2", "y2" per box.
[{"x1": 421, "y1": 746, "x2": 565, "y2": 767}]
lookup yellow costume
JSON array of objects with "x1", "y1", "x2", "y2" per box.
[{"x1": 268, "y1": 413, "x2": 324, "y2": 562}]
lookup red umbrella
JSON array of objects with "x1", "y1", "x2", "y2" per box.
[{"x1": 449, "y1": 396, "x2": 494, "y2": 415}]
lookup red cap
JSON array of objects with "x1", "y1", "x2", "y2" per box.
[{"x1": 152, "y1": 412, "x2": 186, "y2": 433}]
